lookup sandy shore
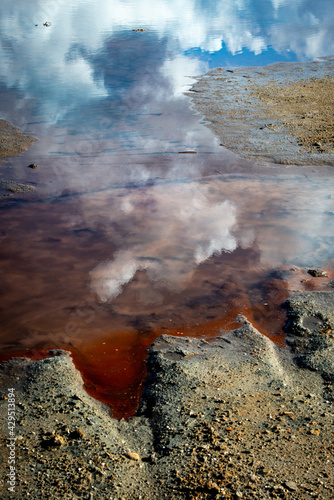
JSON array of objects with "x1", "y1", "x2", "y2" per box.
[
  {"x1": 187, "y1": 58, "x2": 334, "y2": 167},
  {"x1": 0, "y1": 119, "x2": 36, "y2": 197}
]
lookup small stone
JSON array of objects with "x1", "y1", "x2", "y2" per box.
[
  {"x1": 206, "y1": 481, "x2": 220, "y2": 492},
  {"x1": 284, "y1": 480, "x2": 298, "y2": 491},
  {"x1": 70, "y1": 428, "x2": 85, "y2": 439},
  {"x1": 260, "y1": 467, "x2": 272, "y2": 475},
  {"x1": 308, "y1": 269, "x2": 326, "y2": 277},
  {"x1": 27, "y1": 163, "x2": 38, "y2": 169},
  {"x1": 309, "y1": 429, "x2": 320, "y2": 436},
  {"x1": 125, "y1": 451, "x2": 140, "y2": 461},
  {"x1": 43, "y1": 434, "x2": 65, "y2": 448}
]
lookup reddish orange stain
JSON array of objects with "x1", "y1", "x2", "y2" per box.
[
  {"x1": 4, "y1": 263, "x2": 334, "y2": 419},
  {"x1": 0, "y1": 297, "x2": 289, "y2": 419}
]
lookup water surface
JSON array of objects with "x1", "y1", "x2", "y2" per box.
[{"x1": 0, "y1": 0, "x2": 333, "y2": 416}]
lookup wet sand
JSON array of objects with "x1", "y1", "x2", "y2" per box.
[
  {"x1": 0, "y1": 119, "x2": 36, "y2": 197},
  {"x1": 187, "y1": 58, "x2": 334, "y2": 167}
]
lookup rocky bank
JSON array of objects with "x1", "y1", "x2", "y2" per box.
[{"x1": 0, "y1": 290, "x2": 333, "y2": 499}]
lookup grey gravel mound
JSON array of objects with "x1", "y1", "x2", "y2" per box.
[
  {"x1": 1, "y1": 303, "x2": 333, "y2": 499},
  {"x1": 284, "y1": 291, "x2": 334, "y2": 379}
]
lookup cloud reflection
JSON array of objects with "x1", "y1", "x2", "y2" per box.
[
  {"x1": 0, "y1": 0, "x2": 333, "y2": 121},
  {"x1": 90, "y1": 183, "x2": 240, "y2": 302}
]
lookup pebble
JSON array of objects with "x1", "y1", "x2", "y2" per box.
[
  {"x1": 284, "y1": 480, "x2": 298, "y2": 491},
  {"x1": 125, "y1": 451, "x2": 140, "y2": 461},
  {"x1": 206, "y1": 481, "x2": 220, "y2": 492},
  {"x1": 307, "y1": 269, "x2": 326, "y2": 277},
  {"x1": 309, "y1": 429, "x2": 320, "y2": 436}
]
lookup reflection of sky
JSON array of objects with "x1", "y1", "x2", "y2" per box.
[
  {"x1": 0, "y1": 0, "x2": 333, "y2": 125},
  {"x1": 0, "y1": 0, "x2": 333, "y2": 326},
  {"x1": 87, "y1": 175, "x2": 334, "y2": 304},
  {"x1": 90, "y1": 183, "x2": 239, "y2": 302}
]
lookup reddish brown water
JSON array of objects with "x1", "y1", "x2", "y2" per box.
[
  {"x1": 0, "y1": 0, "x2": 334, "y2": 422},
  {"x1": 1, "y1": 173, "x2": 333, "y2": 417}
]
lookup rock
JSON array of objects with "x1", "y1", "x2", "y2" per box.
[
  {"x1": 284, "y1": 480, "x2": 298, "y2": 491},
  {"x1": 309, "y1": 429, "x2": 320, "y2": 436},
  {"x1": 69, "y1": 428, "x2": 85, "y2": 439},
  {"x1": 260, "y1": 466, "x2": 272, "y2": 475},
  {"x1": 27, "y1": 163, "x2": 38, "y2": 169},
  {"x1": 125, "y1": 451, "x2": 140, "y2": 461},
  {"x1": 308, "y1": 269, "x2": 326, "y2": 277},
  {"x1": 42, "y1": 434, "x2": 65, "y2": 449},
  {"x1": 206, "y1": 480, "x2": 220, "y2": 492}
]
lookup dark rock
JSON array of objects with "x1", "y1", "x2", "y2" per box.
[{"x1": 308, "y1": 269, "x2": 326, "y2": 277}]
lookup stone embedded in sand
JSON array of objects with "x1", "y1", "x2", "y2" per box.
[
  {"x1": 70, "y1": 428, "x2": 85, "y2": 439},
  {"x1": 43, "y1": 434, "x2": 65, "y2": 449},
  {"x1": 309, "y1": 428, "x2": 320, "y2": 436},
  {"x1": 284, "y1": 480, "x2": 298, "y2": 491},
  {"x1": 125, "y1": 451, "x2": 140, "y2": 461},
  {"x1": 205, "y1": 481, "x2": 220, "y2": 493}
]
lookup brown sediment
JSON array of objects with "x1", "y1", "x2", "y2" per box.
[
  {"x1": 0, "y1": 118, "x2": 36, "y2": 160},
  {"x1": 188, "y1": 58, "x2": 334, "y2": 166},
  {"x1": 69, "y1": 300, "x2": 288, "y2": 419},
  {"x1": 252, "y1": 76, "x2": 334, "y2": 154},
  {"x1": 0, "y1": 118, "x2": 37, "y2": 197},
  {"x1": 0, "y1": 299, "x2": 287, "y2": 420}
]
